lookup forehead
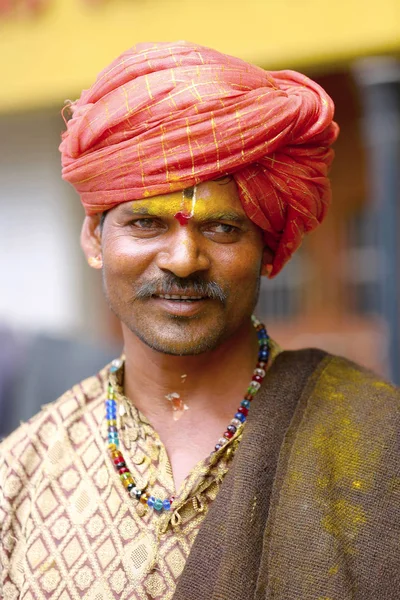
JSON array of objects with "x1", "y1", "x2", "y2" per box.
[{"x1": 121, "y1": 178, "x2": 246, "y2": 218}]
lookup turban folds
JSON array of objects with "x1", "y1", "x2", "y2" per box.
[{"x1": 60, "y1": 41, "x2": 339, "y2": 276}]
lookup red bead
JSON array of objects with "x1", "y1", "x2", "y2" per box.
[
  {"x1": 238, "y1": 406, "x2": 249, "y2": 416},
  {"x1": 118, "y1": 467, "x2": 129, "y2": 474},
  {"x1": 223, "y1": 430, "x2": 234, "y2": 439},
  {"x1": 253, "y1": 375, "x2": 263, "y2": 383},
  {"x1": 244, "y1": 394, "x2": 253, "y2": 401},
  {"x1": 113, "y1": 455, "x2": 123, "y2": 465},
  {"x1": 256, "y1": 324, "x2": 264, "y2": 331}
]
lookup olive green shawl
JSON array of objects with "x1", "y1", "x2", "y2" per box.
[{"x1": 174, "y1": 350, "x2": 400, "y2": 599}]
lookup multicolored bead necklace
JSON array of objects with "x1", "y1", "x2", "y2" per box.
[{"x1": 105, "y1": 315, "x2": 269, "y2": 513}]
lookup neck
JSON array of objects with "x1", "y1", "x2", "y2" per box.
[
  {"x1": 122, "y1": 319, "x2": 259, "y2": 425},
  {"x1": 120, "y1": 317, "x2": 264, "y2": 492}
]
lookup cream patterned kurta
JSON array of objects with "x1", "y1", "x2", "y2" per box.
[{"x1": 0, "y1": 344, "x2": 280, "y2": 600}]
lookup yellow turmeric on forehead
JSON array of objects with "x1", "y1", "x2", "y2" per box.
[{"x1": 129, "y1": 180, "x2": 246, "y2": 222}]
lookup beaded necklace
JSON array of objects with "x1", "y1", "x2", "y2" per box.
[{"x1": 106, "y1": 315, "x2": 269, "y2": 513}]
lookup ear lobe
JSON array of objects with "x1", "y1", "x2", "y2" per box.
[
  {"x1": 261, "y1": 246, "x2": 274, "y2": 276},
  {"x1": 81, "y1": 215, "x2": 102, "y2": 265}
]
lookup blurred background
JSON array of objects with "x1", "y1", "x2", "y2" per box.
[{"x1": 0, "y1": 0, "x2": 399, "y2": 436}]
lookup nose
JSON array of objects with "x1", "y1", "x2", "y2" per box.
[{"x1": 155, "y1": 228, "x2": 211, "y2": 278}]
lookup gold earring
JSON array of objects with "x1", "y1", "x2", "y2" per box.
[{"x1": 88, "y1": 255, "x2": 103, "y2": 268}]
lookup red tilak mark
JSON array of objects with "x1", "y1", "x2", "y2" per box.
[{"x1": 174, "y1": 211, "x2": 191, "y2": 226}]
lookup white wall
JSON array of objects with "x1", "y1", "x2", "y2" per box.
[{"x1": 0, "y1": 109, "x2": 102, "y2": 337}]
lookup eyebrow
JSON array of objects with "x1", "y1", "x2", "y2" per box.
[
  {"x1": 122, "y1": 206, "x2": 152, "y2": 216},
  {"x1": 121, "y1": 206, "x2": 246, "y2": 223},
  {"x1": 196, "y1": 211, "x2": 246, "y2": 223}
]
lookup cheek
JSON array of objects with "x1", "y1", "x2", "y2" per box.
[
  {"x1": 216, "y1": 243, "x2": 263, "y2": 290},
  {"x1": 102, "y1": 235, "x2": 154, "y2": 275}
]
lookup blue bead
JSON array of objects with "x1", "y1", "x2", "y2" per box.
[
  {"x1": 154, "y1": 498, "x2": 163, "y2": 511},
  {"x1": 163, "y1": 500, "x2": 171, "y2": 511},
  {"x1": 147, "y1": 496, "x2": 155, "y2": 508},
  {"x1": 110, "y1": 365, "x2": 118, "y2": 373},
  {"x1": 106, "y1": 399, "x2": 117, "y2": 408},
  {"x1": 235, "y1": 412, "x2": 246, "y2": 423},
  {"x1": 241, "y1": 400, "x2": 251, "y2": 409}
]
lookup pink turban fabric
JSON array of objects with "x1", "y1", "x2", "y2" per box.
[{"x1": 60, "y1": 41, "x2": 339, "y2": 277}]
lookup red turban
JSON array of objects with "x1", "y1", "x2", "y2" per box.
[{"x1": 60, "y1": 41, "x2": 339, "y2": 277}]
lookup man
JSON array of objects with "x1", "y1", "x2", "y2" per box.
[{"x1": 1, "y1": 42, "x2": 399, "y2": 600}]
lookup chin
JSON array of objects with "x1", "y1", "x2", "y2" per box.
[{"x1": 129, "y1": 317, "x2": 228, "y2": 356}]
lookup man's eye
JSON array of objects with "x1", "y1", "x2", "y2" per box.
[
  {"x1": 130, "y1": 218, "x2": 159, "y2": 229},
  {"x1": 210, "y1": 223, "x2": 239, "y2": 234},
  {"x1": 203, "y1": 222, "x2": 242, "y2": 243}
]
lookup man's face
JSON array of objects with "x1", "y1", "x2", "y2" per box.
[{"x1": 99, "y1": 178, "x2": 265, "y2": 355}]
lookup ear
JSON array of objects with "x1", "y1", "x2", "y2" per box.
[
  {"x1": 261, "y1": 246, "x2": 274, "y2": 277},
  {"x1": 81, "y1": 215, "x2": 103, "y2": 269}
]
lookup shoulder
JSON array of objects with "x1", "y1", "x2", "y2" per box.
[
  {"x1": 312, "y1": 353, "x2": 399, "y2": 411},
  {"x1": 296, "y1": 352, "x2": 400, "y2": 483},
  {"x1": 1, "y1": 364, "x2": 109, "y2": 453},
  {"x1": 0, "y1": 365, "x2": 109, "y2": 510},
  {"x1": 278, "y1": 349, "x2": 399, "y2": 466}
]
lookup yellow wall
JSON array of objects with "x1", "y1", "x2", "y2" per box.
[{"x1": 1, "y1": 0, "x2": 399, "y2": 112}]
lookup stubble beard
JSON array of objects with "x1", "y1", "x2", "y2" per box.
[
  {"x1": 102, "y1": 272, "x2": 261, "y2": 356},
  {"x1": 127, "y1": 310, "x2": 233, "y2": 356}
]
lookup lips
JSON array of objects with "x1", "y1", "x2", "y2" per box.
[
  {"x1": 149, "y1": 293, "x2": 210, "y2": 317},
  {"x1": 156, "y1": 294, "x2": 205, "y2": 301}
]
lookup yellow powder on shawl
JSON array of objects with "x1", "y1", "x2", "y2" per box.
[{"x1": 309, "y1": 367, "x2": 386, "y2": 552}]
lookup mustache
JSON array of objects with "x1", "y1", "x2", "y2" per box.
[{"x1": 133, "y1": 275, "x2": 228, "y2": 304}]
